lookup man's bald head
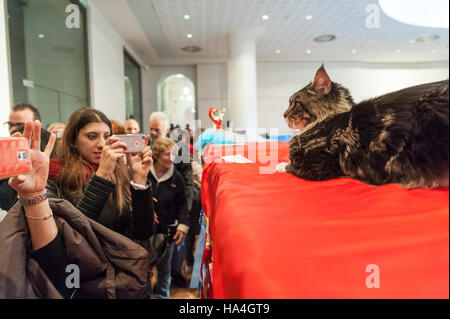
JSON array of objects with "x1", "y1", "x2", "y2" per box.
[{"x1": 124, "y1": 118, "x2": 140, "y2": 134}]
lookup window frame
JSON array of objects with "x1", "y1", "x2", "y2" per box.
[{"x1": 123, "y1": 49, "x2": 143, "y2": 129}]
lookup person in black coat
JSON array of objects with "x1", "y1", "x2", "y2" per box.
[
  {"x1": 149, "y1": 112, "x2": 194, "y2": 210},
  {"x1": 46, "y1": 107, "x2": 154, "y2": 242},
  {"x1": 147, "y1": 137, "x2": 190, "y2": 299}
]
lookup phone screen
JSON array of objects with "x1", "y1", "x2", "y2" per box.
[
  {"x1": 0, "y1": 137, "x2": 32, "y2": 180},
  {"x1": 113, "y1": 134, "x2": 146, "y2": 153}
]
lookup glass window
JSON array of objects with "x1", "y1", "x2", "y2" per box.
[
  {"x1": 124, "y1": 51, "x2": 142, "y2": 129},
  {"x1": 7, "y1": 0, "x2": 89, "y2": 128}
]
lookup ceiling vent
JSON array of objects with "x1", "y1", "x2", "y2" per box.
[
  {"x1": 181, "y1": 45, "x2": 202, "y2": 53},
  {"x1": 414, "y1": 34, "x2": 440, "y2": 42},
  {"x1": 313, "y1": 34, "x2": 336, "y2": 43}
]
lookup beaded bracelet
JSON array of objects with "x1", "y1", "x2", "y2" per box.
[
  {"x1": 19, "y1": 192, "x2": 53, "y2": 220},
  {"x1": 18, "y1": 192, "x2": 47, "y2": 206}
]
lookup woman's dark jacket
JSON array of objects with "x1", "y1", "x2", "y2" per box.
[
  {"x1": 147, "y1": 165, "x2": 190, "y2": 237},
  {"x1": 46, "y1": 174, "x2": 154, "y2": 241}
]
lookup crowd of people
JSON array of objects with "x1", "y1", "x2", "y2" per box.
[{"x1": 0, "y1": 103, "x2": 203, "y2": 299}]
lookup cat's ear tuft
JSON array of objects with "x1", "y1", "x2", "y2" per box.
[{"x1": 313, "y1": 65, "x2": 331, "y2": 96}]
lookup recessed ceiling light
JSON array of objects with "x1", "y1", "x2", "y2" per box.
[
  {"x1": 38, "y1": 34, "x2": 45, "y2": 39},
  {"x1": 306, "y1": 15, "x2": 313, "y2": 20},
  {"x1": 187, "y1": 33, "x2": 193, "y2": 38},
  {"x1": 415, "y1": 34, "x2": 440, "y2": 42},
  {"x1": 176, "y1": 74, "x2": 184, "y2": 79},
  {"x1": 262, "y1": 15, "x2": 269, "y2": 20},
  {"x1": 352, "y1": 49, "x2": 357, "y2": 54},
  {"x1": 184, "y1": 14, "x2": 190, "y2": 20},
  {"x1": 306, "y1": 49, "x2": 312, "y2": 54},
  {"x1": 313, "y1": 34, "x2": 336, "y2": 43},
  {"x1": 395, "y1": 49, "x2": 401, "y2": 54},
  {"x1": 276, "y1": 50, "x2": 281, "y2": 54}
]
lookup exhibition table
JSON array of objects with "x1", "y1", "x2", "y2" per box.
[{"x1": 200, "y1": 142, "x2": 449, "y2": 298}]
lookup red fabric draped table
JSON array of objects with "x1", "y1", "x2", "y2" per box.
[{"x1": 200, "y1": 142, "x2": 449, "y2": 298}]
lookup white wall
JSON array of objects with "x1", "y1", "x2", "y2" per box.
[
  {"x1": 88, "y1": 2, "x2": 126, "y2": 122},
  {"x1": 0, "y1": 0, "x2": 11, "y2": 137},
  {"x1": 141, "y1": 65, "x2": 196, "y2": 134},
  {"x1": 197, "y1": 64, "x2": 228, "y2": 130},
  {"x1": 197, "y1": 61, "x2": 449, "y2": 135}
]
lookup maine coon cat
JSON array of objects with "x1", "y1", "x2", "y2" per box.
[{"x1": 277, "y1": 66, "x2": 449, "y2": 189}]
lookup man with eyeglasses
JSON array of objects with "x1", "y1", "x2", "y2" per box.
[
  {"x1": 4, "y1": 103, "x2": 41, "y2": 135},
  {"x1": 1, "y1": 103, "x2": 42, "y2": 211}
]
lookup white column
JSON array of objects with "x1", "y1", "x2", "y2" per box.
[
  {"x1": 227, "y1": 28, "x2": 258, "y2": 132},
  {"x1": 0, "y1": 0, "x2": 12, "y2": 136}
]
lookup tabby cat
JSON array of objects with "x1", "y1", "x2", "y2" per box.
[{"x1": 277, "y1": 66, "x2": 449, "y2": 189}]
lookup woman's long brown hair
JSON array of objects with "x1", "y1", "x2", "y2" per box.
[{"x1": 56, "y1": 107, "x2": 131, "y2": 214}]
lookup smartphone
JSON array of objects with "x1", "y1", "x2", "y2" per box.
[
  {"x1": 0, "y1": 137, "x2": 32, "y2": 180},
  {"x1": 113, "y1": 134, "x2": 146, "y2": 153}
]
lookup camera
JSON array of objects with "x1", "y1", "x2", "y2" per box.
[
  {"x1": 0, "y1": 137, "x2": 32, "y2": 180},
  {"x1": 113, "y1": 134, "x2": 146, "y2": 153}
]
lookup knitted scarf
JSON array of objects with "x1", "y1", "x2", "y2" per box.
[{"x1": 49, "y1": 158, "x2": 99, "y2": 184}]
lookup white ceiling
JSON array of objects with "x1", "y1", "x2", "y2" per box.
[{"x1": 96, "y1": 0, "x2": 449, "y2": 65}]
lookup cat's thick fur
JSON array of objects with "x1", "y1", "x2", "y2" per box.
[{"x1": 281, "y1": 66, "x2": 449, "y2": 188}]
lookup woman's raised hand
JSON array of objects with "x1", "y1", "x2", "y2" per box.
[
  {"x1": 9, "y1": 120, "x2": 56, "y2": 198},
  {"x1": 127, "y1": 135, "x2": 152, "y2": 185},
  {"x1": 96, "y1": 136, "x2": 127, "y2": 182}
]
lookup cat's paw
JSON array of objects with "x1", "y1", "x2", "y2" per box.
[{"x1": 276, "y1": 162, "x2": 288, "y2": 173}]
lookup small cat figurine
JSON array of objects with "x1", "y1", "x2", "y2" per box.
[{"x1": 277, "y1": 65, "x2": 449, "y2": 189}]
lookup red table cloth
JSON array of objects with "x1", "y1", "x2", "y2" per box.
[{"x1": 201, "y1": 142, "x2": 449, "y2": 298}]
